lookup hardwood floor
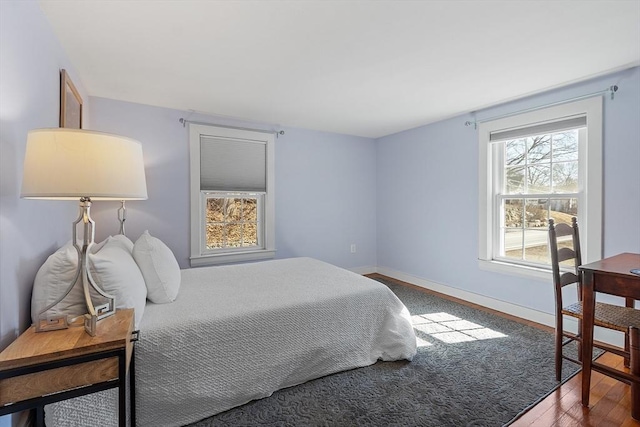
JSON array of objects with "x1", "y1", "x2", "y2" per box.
[
  {"x1": 511, "y1": 352, "x2": 639, "y2": 426},
  {"x1": 368, "y1": 274, "x2": 639, "y2": 426}
]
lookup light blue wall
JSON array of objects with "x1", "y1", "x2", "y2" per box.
[
  {"x1": 0, "y1": 2, "x2": 89, "y2": 425},
  {"x1": 377, "y1": 66, "x2": 640, "y2": 315},
  {"x1": 87, "y1": 97, "x2": 378, "y2": 271},
  {"x1": 275, "y1": 127, "x2": 377, "y2": 268},
  {"x1": 0, "y1": 1, "x2": 89, "y2": 343}
]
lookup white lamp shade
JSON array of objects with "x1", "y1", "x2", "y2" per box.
[{"x1": 21, "y1": 128, "x2": 148, "y2": 200}]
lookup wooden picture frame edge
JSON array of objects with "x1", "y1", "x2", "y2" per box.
[{"x1": 60, "y1": 69, "x2": 83, "y2": 129}]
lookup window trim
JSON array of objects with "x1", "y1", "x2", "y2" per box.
[
  {"x1": 189, "y1": 124, "x2": 275, "y2": 266},
  {"x1": 478, "y1": 97, "x2": 602, "y2": 276}
]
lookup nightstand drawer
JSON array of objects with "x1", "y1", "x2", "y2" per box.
[{"x1": 0, "y1": 356, "x2": 119, "y2": 405}]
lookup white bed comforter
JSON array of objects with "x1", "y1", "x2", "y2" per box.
[{"x1": 46, "y1": 257, "x2": 416, "y2": 427}]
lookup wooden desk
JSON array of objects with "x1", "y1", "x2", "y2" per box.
[
  {"x1": 0, "y1": 309, "x2": 137, "y2": 426},
  {"x1": 579, "y1": 253, "x2": 640, "y2": 415}
]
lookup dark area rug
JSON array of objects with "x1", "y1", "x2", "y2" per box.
[{"x1": 188, "y1": 279, "x2": 584, "y2": 427}]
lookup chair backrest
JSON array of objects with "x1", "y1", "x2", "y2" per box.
[{"x1": 548, "y1": 217, "x2": 583, "y2": 306}]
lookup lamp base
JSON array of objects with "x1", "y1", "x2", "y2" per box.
[
  {"x1": 84, "y1": 314, "x2": 97, "y2": 336},
  {"x1": 34, "y1": 198, "x2": 116, "y2": 336},
  {"x1": 35, "y1": 315, "x2": 69, "y2": 332}
]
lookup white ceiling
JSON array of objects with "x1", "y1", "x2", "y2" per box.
[{"x1": 39, "y1": 0, "x2": 640, "y2": 138}]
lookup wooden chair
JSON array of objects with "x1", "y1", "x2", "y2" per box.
[{"x1": 549, "y1": 217, "x2": 640, "y2": 382}]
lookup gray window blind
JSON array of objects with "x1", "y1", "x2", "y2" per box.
[
  {"x1": 200, "y1": 136, "x2": 266, "y2": 192},
  {"x1": 490, "y1": 116, "x2": 586, "y2": 142}
]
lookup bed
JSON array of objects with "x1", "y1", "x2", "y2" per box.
[{"x1": 44, "y1": 257, "x2": 417, "y2": 426}]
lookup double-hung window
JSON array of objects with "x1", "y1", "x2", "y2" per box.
[
  {"x1": 478, "y1": 97, "x2": 603, "y2": 276},
  {"x1": 189, "y1": 124, "x2": 275, "y2": 266}
]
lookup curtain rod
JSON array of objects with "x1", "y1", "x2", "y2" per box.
[
  {"x1": 179, "y1": 118, "x2": 285, "y2": 136},
  {"x1": 464, "y1": 85, "x2": 618, "y2": 129}
]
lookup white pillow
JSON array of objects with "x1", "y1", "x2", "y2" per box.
[
  {"x1": 31, "y1": 241, "x2": 85, "y2": 325},
  {"x1": 89, "y1": 236, "x2": 147, "y2": 328},
  {"x1": 133, "y1": 230, "x2": 181, "y2": 303},
  {"x1": 110, "y1": 234, "x2": 134, "y2": 253},
  {"x1": 32, "y1": 237, "x2": 146, "y2": 328}
]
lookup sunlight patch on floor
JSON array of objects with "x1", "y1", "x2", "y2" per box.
[{"x1": 411, "y1": 312, "x2": 507, "y2": 344}]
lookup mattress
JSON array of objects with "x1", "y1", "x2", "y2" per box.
[{"x1": 45, "y1": 257, "x2": 417, "y2": 426}]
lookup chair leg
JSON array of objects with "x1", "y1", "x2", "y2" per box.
[
  {"x1": 555, "y1": 319, "x2": 563, "y2": 381},
  {"x1": 630, "y1": 326, "x2": 640, "y2": 421}
]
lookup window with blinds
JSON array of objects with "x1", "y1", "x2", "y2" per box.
[
  {"x1": 478, "y1": 97, "x2": 603, "y2": 275},
  {"x1": 189, "y1": 124, "x2": 275, "y2": 266},
  {"x1": 492, "y1": 117, "x2": 584, "y2": 265}
]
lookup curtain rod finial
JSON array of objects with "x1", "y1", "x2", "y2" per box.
[{"x1": 610, "y1": 85, "x2": 618, "y2": 100}]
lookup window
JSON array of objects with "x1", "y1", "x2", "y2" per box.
[
  {"x1": 189, "y1": 124, "x2": 275, "y2": 266},
  {"x1": 478, "y1": 97, "x2": 602, "y2": 276},
  {"x1": 204, "y1": 195, "x2": 260, "y2": 249}
]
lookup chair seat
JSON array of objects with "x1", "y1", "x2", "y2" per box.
[{"x1": 563, "y1": 302, "x2": 640, "y2": 332}]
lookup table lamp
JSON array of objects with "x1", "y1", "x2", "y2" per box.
[{"x1": 21, "y1": 128, "x2": 147, "y2": 336}]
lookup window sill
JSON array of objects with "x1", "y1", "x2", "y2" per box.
[
  {"x1": 478, "y1": 259, "x2": 552, "y2": 282},
  {"x1": 190, "y1": 249, "x2": 276, "y2": 267}
]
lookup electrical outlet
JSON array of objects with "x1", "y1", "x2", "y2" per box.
[{"x1": 350, "y1": 244, "x2": 356, "y2": 253}]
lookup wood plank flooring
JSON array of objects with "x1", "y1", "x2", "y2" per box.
[
  {"x1": 369, "y1": 274, "x2": 639, "y2": 426},
  {"x1": 511, "y1": 352, "x2": 638, "y2": 426}
]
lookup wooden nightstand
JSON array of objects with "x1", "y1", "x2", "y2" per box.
[{"x1": 0, "y1": 309, "x2": 137, "y2": 427}]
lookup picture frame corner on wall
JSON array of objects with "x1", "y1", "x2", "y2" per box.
[{"x1": 59, "y1": 68, "x2": 83, "y2": 129}]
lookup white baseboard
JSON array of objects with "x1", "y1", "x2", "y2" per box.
[
  {"x1": 348, "y1": 265, "x2": 377, "y2": 275},
  {"x1": 376, "y1": 266, "x2": 624, "y2": 347}
]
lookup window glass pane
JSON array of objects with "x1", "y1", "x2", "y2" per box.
[
  {"x1": 503, "y1": 198, "x2": 524, "y2": 261},
  {"x1": 227, "y1": 223, "x2": 243, "y2": 247},
  {"x1": 505, "y1": 166, "x2": 524, "y2": 193},
  {"x1": 525, "y1": 198, "x2": 549, "y2": 228},
  {"x1": 505, "y1": 139, "x2": 526, "y2": 165},
  {"x1": 503, "y1": 227, "x2": 523, "y2": 260},
  {"x1": 242, "y1": 223, "x2": 258, "y2": 246},
  {"x1": 504, "y1": 199, "x2": 523, "y2": 228},
  {"x1": 227, "y1": 198, "x2": 243, "y2": 222},
  {"x1": 549, "y1": 198, "x2": 578, "y2": 223},
  {"x1": 526, "y1": 135, "x2": 551, "y2": 163},
  {"x1": 552, "y1": 161, "x2": 578, "y2": 192},
  {"x1": 523, "y1": 229, "x2": 550, "y2": 264},
  {"x1": 206, "y1": 199, "x2": 225, "y2": 222},
  {"x1": 552, "y1": 130, "x2": 578, "y2": 161},
  {"x1": 527, "y1": 165, "x2": 551, "y2": 193},
  {"x1": 206, "y1": 224, "x2": 225, "y2": 249},
  {"x1": 243, "y1": 198, "x2": 257, "y2": 221}
]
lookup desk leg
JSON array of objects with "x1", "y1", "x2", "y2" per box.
[
  {"x1": 131, "y1": 346, "x2": 136, "y2": 427},
  {"x1": 581, "y1": 270, "x2": 596, "y2": 407},
  {"x1": 36, "y1": 406, "x2": 44, "y2": 427},
  {"x1": 119, "y1": 350, "x2": 126, "y2": 427}
]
